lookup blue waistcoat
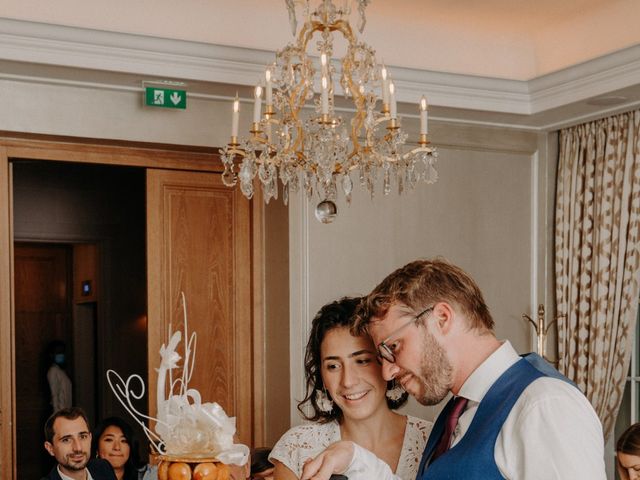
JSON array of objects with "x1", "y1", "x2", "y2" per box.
[{"x1": 417, "y1": 353, "x2": 574, "y2": 480}]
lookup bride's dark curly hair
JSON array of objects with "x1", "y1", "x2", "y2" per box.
[
  {"x1": 297, "y1": 296, "x2": 409, "y2": 423},
  {"x1": 618, "y1": 423, "x2": 640, "y2": 456}
]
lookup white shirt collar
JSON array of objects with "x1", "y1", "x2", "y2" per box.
[
  {"x1": 57, "y1": 465, "x2": 93, "y2": 480},
  {"x1": 457, "y1": 340, "x2": 520, "y2": 403}
]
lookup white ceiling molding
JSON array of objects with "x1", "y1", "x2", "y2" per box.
[
  {"x1": 529, "y1": 43, "x2": 640, "y2": 113},
  {"x1": 0, "y1": 18, "x2": 531, "y2": 113},
  {"x1": 390, "y1": 67, "x2": 530, "y2": 114},
  {"x1": 1, "y1": 17, "x2": 640, "y2": 125},
  {"x1": 0, "y1": 18, "x2": 273, "y2": 85}
]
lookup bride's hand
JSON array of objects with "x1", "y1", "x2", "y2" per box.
[{"x1": 300, "y1": 441, "x2": 354, "y2": 480}]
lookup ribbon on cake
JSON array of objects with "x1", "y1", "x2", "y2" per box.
[{"x1": 107, "y1": 293, "x2": 249, "y2": 465}]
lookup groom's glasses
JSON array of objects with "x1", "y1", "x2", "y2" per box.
[{"x1": 376, "y1": 306, "x2": 434, "y2": 364}]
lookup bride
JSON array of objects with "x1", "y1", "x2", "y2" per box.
[{"x1": 270, "y1": 297, "x2": 432, "y2": 480}]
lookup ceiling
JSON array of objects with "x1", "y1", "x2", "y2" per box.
[
  {"x1": 3, "y1": 0, "x2": 639, "y2": 78},
  {"x1": 1, "y1": 0, "x2": 640, "y2": 130}
]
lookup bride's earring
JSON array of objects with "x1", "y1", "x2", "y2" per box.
[
  {"x1": 315, "y1": 388, "x2": 334, "y2": 413},
  {"x1": 386, "y1": 380, "x2": 405, "y2": 401}
]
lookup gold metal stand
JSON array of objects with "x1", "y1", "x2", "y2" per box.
[{"x1": 522, "y1": 304, "x2": 564, "y2": 365}]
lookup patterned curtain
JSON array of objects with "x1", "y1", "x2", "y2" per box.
[{"x1": 555, "y1": 109, "x2": 640, "y2": 438}]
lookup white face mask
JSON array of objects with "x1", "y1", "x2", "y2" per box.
[{"x1": 54, "y1": 353, "x2": 65, "y2": 365}]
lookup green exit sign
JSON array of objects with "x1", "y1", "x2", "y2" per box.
[{"x1": 145, "y1": 87, "x2": 187, "y2": 109}]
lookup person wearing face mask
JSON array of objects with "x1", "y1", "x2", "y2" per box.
[
  {"x1": 92, "y1": 417, "x2": 157, "y2": 480},
  {"x1": 46, "y1": 340, "x2": 73, "y2": 412}
]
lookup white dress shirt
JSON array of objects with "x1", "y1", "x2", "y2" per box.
[
  {"x1": 57, "y1": 465, "x2": 93, "y2": 480},
  {"x1": 344, "y1": 341, "x2": 606, "y2": 480},
  {"x1": 47, "y1": 363, "x2": 72, "y2": 411}
]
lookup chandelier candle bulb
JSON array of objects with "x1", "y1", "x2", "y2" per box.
[
  {"x1": 321, "y1": 76, "x2": 329, "y2": 115},
  {"x1": 265, "y1": 69, "x2": 273, "y2": 107},
  {"x1": 420, "y1": 96, "x2": 428, "y2": 135},
  {"x1": 389, "y1": 81, "x2": 397, "y2": 119},
  {"x1": 253, "y1": 86, "x2": 262, "y2": 124},
  {"x1": 231, "y1": 95, "x2": 240, "y2": 139},
  {"x1": 321, "y1": 52, "x2": 328, "y2": 77},
  {"x1": 381, "y1": 65, "x2": 389, "y2": 106}
]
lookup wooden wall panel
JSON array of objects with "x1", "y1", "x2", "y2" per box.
[
  {"x1": 73, "y1": 244, "x2": 98, "y2": 303},
  {"x1": 0, "y1": 149, "x2": 14, "y2": 478},
  {"x1": 0, "y1": 136, "x2": 266, "y2": 477},
  {"x1": 14, "y1": 243, "x2": 72, "y2": 479},
  {"x1": 147, "y1": 169, "x2": 253, "y2": 446}
]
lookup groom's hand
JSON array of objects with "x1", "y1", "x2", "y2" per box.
[{"x1": 300, "y1": 441, "x2": 355, "y2": 480}]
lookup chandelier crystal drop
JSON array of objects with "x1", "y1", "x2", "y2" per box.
[{"x1": 220, "y1": 0, "x2": 439, "y2": 223}]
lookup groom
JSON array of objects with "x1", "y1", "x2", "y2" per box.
[{"x1": 302, "y1": 258, "x2": 606, "y2": 480}]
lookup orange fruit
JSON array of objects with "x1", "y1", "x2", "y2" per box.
[
  {"x1": 168, "y1": 462, "x2": 192, "y2": 480},
  {"x1": 216, "y1": 463, "x2": 230, "y2": 480},
  {"x1": 158, "y1": 461, "x2": 170, "y2": 480},
  {"x1": 193, "y1": 462, "x2": 218, "y2": 480}
]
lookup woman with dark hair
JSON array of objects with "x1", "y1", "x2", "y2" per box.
[
  {"x1": 92, "y1": 417, "x2": 156, "y2": 480},
  {"x1": 617, "y1": 423, "x2": 640, "y2": 479},
  {"x1": 269, "y1": 297, "x2": 432, "y2": 480}
]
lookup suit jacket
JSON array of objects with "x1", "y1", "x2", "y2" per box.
[{"x1": 41, "y1": 458, "x2": 117, "y2": 480}]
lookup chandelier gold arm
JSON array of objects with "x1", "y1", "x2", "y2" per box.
[
  {"x1": 297, "y1": 19, "x2": 356, "y2": 47},
  {"x1": 296, "y1": 16, "x2": 368, "y2": 168},
  {"x1": 344, "y1": 54, "x2": 366, "y2": 159},
  {"x1": 306, "y1": 17, "x2": 368, "y2": 164}
]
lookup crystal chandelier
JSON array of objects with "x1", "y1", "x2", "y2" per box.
[{"x1": 220, "y1": 0, "x2": 438, "y2": 223}]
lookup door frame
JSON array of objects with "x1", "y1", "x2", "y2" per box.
[{"x1": 0, "y1": 132, "x2": 266, "y2": 477}]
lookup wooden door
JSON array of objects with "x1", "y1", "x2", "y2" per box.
[
  {"x1": 14, "y1": 243, "x2": 72, "y2": 479},
  {"x1": 0, "y1": 139, "x2": 267, "y2": 478},
  {"x1": 146, "y1": 169, "x2": 253, "y2": 446}
]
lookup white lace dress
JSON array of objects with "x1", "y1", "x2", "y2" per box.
[{"x1": 269, "y1": 415, "x2": 432, "y2": 480}]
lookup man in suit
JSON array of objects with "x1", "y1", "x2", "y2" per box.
[
  {"x1": 42, "y1": 406, "x2": 116, "y2": 480},
  {"x1": 301, "y1": 258, "x2": 606, "y2": 480}
]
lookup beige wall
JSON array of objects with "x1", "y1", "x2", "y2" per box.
[
  {"x1": 289, "y1": 119, "x2": 553, "y2": 423},
  {"x1": 0, "y1": 68, "x2": 555, "y2": 440},
  {"x1": 0, "y1": 77, "x2": 240, "y2": 148}
]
